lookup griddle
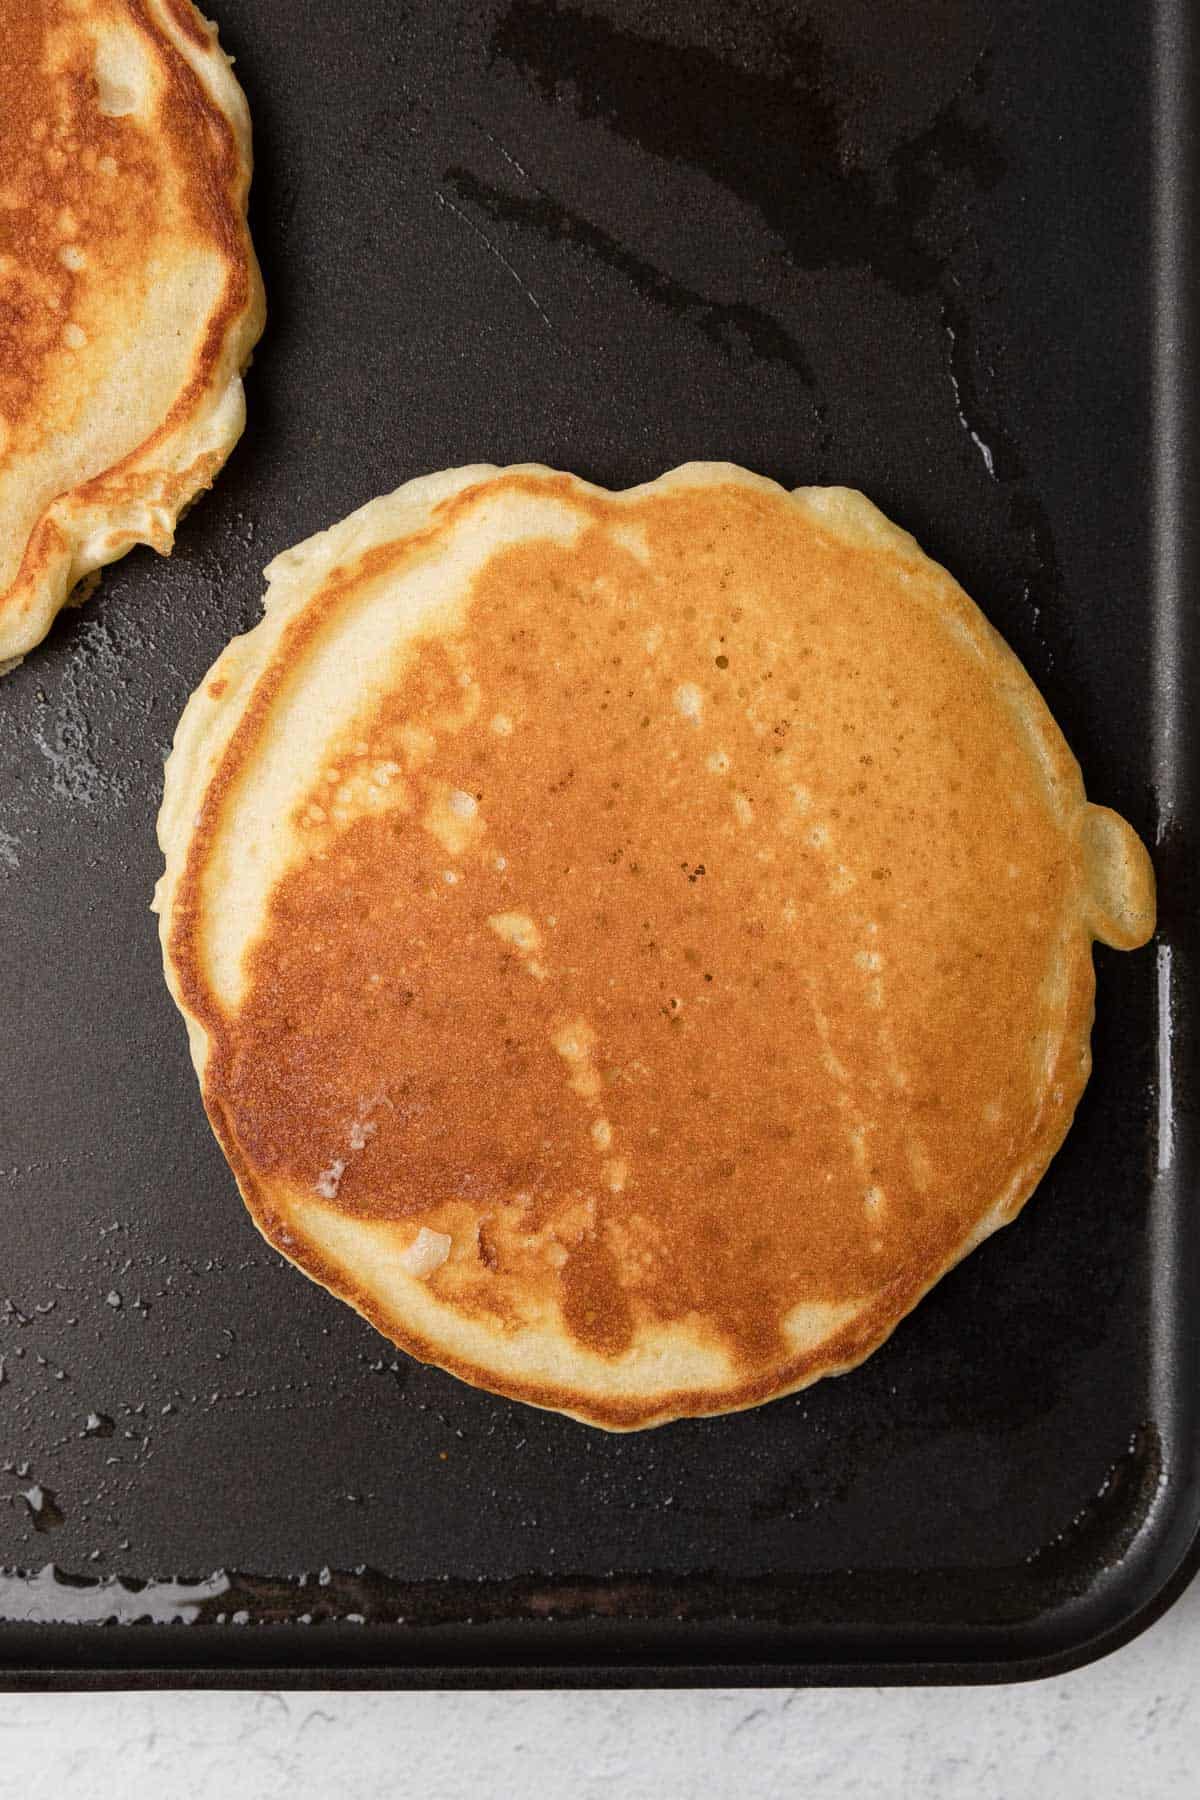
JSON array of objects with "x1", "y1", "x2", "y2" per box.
[{"x1": 0, "y1": 0, "x2": 1195, "y2": 1687}]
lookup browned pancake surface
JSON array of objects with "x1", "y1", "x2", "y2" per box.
[
  {"x1": 160, "y1": 467, "x2": 1154, "y2": 1426},
  {"x1": 0, "y1": 0, "x2": 262, "y2": 661}
]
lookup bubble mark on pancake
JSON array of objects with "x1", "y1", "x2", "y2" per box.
[
  {"x1": 424, "y1": 782, "x2": 484, "y2": 859},
  {"x1": 314, "y1": 1100, "x2": 387, "y2": 1199},
  {"x1": 552, "y1": 1023, "x2": 631, "y2": 1194},
  {"x1": 796, "y1": 807, "x2": 933, "y2": 1205},
  {"x1": 611, "y1": 522, "x2": 650, "y2": 561},
  {"x1": 906, "y1": 1141, "x2": 933, "y2": 1190},
  {"x1": 673, "y1": 682, "x2": 703, "y2": 723},
  {"x1": 488, "y1": 910, "x2": 547, "y2": 980},
  {"x1": 551, "y1": 1018, "x2": 603, "y2": 1102},
  {"x1": 314, "y1": 1158, "x2": 345, "y2": 1200},
  {"x1": 93, "y1": 28, "x2": 152, "y2": 118},
  {"x1": 399, "y1": 1227, "x2": 452, "y2": 1279}
]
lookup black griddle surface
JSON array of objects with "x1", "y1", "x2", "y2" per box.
[{"x1": 0, "y1": 0, "x2": 1195, "y2": 1685}]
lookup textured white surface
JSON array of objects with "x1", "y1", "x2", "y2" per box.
[{"x1": 0, "y1": 1573, "x2": 1196, "y2": 1799}]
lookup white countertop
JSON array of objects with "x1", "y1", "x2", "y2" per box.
[{"x1": 0, "y1": 1572, "x2": 1196, "y2": 1798}]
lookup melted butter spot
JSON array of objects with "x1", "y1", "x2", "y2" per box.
[
  {"x1": 854, "y1": 950, "x2": 882, "y2": 973},
  {"x1": 808, "y1": 824, "x2": 830, "y2": 850},
  {"x1": 58, "y1": 244, "x2": 85, "y2": 271},
  {"x1": 603, "y1": 1157, "x2": 628, "y2": 1193},
  {"x1": 644, "y1": 625, "x2": 664, "y2": 656},
  {"x1": 706, "y1": 749, "x2": 730, "y2": 774},
  {"x1": 732, "y1": 791, "x2": 754, "y2": 826},
  {"x1": 864, "y1": 1186, "x2": 885, "y2": 1216},
  {"x1": 490, "y1": 714, "x2": 514, "y2": 736},
  {"x1": 591, "y1": 1118, "x2": 613, "y2": 1151},
  {"x1": 449, "y1": 788, "x2": 477, "y2": 819},
  {"x1": 63, "y1": 322, "x2": 86, "y2": 350}
]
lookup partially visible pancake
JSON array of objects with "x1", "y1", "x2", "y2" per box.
[
  {"x1": 155, "y1": 463, "x2": 1155, "y2": 1430},
  {"x1": 0, "y1": 0, "x2": 264, "y2": 669}
]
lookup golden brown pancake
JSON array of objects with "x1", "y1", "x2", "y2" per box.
[
  {"x1": 0, "y1": 0, "x2": 264, "y2": 669},
  {"x1": 155, "y1": 464, "x2": 1155, "y2": 1430}
]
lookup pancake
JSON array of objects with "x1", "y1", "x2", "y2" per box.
[
  {"x1": 155, "y1": 463, "x2": 1155, "y2": 1430},
  {"x1": 0, "y1": 0, "x2": 264, "y2": 669}
]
